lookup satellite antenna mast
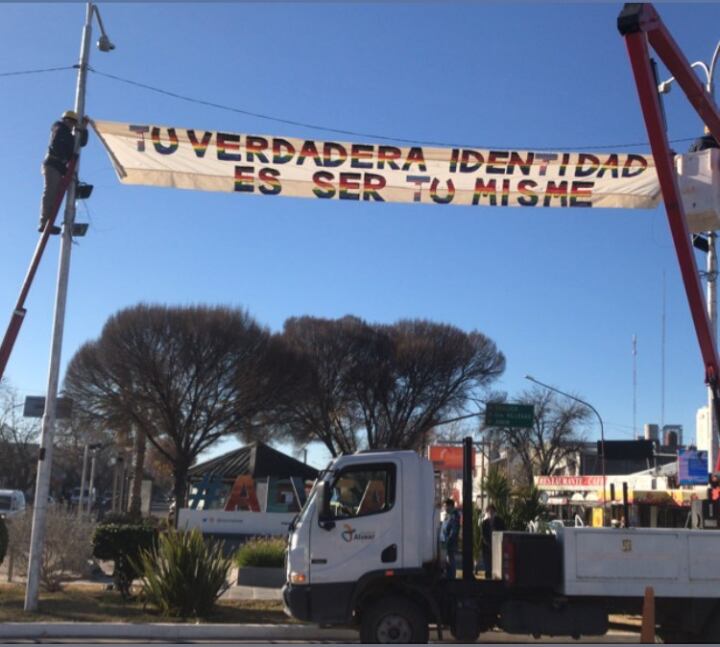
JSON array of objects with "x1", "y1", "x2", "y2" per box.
[
  {"x1": 661, "y1": 271, "x2": 666, "y2": 432},
  {"x1": 633, "y1": 334, "x2": 638, "y2": 439}
]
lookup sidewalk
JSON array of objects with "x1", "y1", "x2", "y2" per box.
[{"x1": 0, "y1": 621, "x2": 358, "y2": 641}]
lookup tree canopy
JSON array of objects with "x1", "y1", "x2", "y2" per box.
[
  {"x1": 275, "y1": 316, "x2": 505, "y2": 455},
  {"x1": 63, "y1": 304, "x2": 291, "y2": 505}
]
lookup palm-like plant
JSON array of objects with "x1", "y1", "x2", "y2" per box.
[{"x1": 135, "y1": 528, "x2": 231, "y2": 617}]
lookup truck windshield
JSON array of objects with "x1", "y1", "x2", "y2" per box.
[{"x1": 294, "y1": 466, "x2": 334, "y2": 527}]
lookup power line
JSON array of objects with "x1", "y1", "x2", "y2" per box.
[
  {"x1": 0, "y1": 64, "x2": 699, "y2": 151},
  {"x1": 90, "y1": 67, "x2": 699, "y2": 152},
  {"x1": 0, "y1": 65, "x2": 75, "y2": 78}
]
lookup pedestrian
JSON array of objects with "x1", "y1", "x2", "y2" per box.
[
  {"x1": 440, "y1": 498, "x2": 461, "y2": 580},
  {"x1": 480, "y1": 504, "x2": 505, "y2": 579},
  {"x1": 709, "y1": 473, "x2": 720, "y2": 502},
  {"x1": 39, "y1": 110, "x2": 88, "y2": 234}
]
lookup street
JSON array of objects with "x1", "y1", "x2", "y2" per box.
[{"x1": 0, "y1": 626, "x2": 643, "y2": 644}]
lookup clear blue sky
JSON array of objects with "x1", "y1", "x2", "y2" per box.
[{"x1": 0, "y1": 3, "x2": 717, "y2": 468}]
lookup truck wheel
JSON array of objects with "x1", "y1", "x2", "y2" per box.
[{"x1": 360, "y1": 596, "x2": 429, "y2": 644}]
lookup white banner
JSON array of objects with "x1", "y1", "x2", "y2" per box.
[{"x1": 93, "y1": 120, "x2": 661, "y2": 209}]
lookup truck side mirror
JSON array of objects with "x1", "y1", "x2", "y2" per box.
[{"x1": 316, "y1": 482, "x2": 335, "y2": 531}]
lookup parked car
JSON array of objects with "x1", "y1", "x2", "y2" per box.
[
  {"x1": 0, "y1": 489, "x2": 26, "y2": 519},
  {"x1": 70, "y1": 487, "x2": 95, "y2": 506}
]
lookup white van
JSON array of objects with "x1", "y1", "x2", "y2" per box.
[{"x1": 0, "y1": 489, "x2": 26, "y2": 519}]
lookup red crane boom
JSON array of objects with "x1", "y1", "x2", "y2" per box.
[
  {"x1": 619, "y1": 3, "x2": 720, "y2": 470},
  {"x1": 0, "y1": 158, "x2": 77, "y2": 382}
]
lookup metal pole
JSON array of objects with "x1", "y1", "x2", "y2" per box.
[
  {"x1": 479, "y1": 439, "x2": 485, "y2": 517},
  {"x1": 706, "y1": 64, "x2": 719, "y2": 476},
  {"x1": 88, "y1": 447, "x2": 97, "y2": 518},
  {"x1": 24, "y1": 2, "x2": 93, "y2": 612},
  {"x1": 77, "y1": 442, "x2": 88, "y2": 518},
  {"x1": 111, "y1": 457, "x2": 118, "y2": 513},
  {"x1": 119, "y1": 457, "x2": 127, "y2": 513},
  {"x1": 525, "y1": 375, "x2": 607, "y2": 524},
  {"x1": 622, "y1": 482, "x2": 630, "y2": 528},
  {"x1": 462, "y1": 437, "x2": 474, "y2": 581},
  {"x1": 709, "y1": 233, "x2": 718, "y2": 475}
]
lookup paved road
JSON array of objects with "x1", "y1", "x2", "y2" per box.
[{"x1": 0, "y1": 627, "x2": 642, "y2": 644}]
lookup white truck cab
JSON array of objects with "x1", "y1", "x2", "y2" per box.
[{"x1": 284, "y1": 450, "x2": 439, "y2": 637}]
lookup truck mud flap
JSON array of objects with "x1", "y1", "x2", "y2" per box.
[{"x1": 499, "y1": 599, "x2": 608, "y2": 637}]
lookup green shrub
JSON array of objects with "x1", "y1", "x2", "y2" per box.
[
  {"x1": 135, "y1": 528, "x2": 231, "y2": 618},
  {"x1": 0, "y1": 516, "x2": 7, "y2": 566},
  {"x1": 92, "y1": 522, "x2": 157, "y2": 599},
  {"x1": 234, "y1": 536, "x2": 286, "y2": 568}
]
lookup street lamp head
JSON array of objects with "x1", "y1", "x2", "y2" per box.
[
  {"x1": 658, "y1": 80, "x2": 672, "y2": 94},
  {"x1": 524, "y1": 374, "x2": 535, "y2": 381},
  {"x1": 97, "y1": 34, "x2": 115, "y2": 52}
]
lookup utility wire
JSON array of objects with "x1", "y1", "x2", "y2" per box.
[
  {"x1": 92, "y1": 68, "x2": 697, "y2": 151},
  {"x1": 0, "y1": 64, "x2": 695, "y2": 151},
  {"x1": 0, "y1": 65, "x2": 75, "y2": 78}
]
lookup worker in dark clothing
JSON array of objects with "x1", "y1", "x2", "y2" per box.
[
  {"x1": 39, "y1": 110, "x2": 88, "y2": 234},
  {"x1": 440, "y1": 498, "x2": 461, "y2": 580},
  {"x1": 480, "y1": 504, "x2": 505, "y2": 579}
]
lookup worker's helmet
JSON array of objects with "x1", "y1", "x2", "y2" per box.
[{"x1": 61, "y1": 110, "x2": 79, "y2": 122}]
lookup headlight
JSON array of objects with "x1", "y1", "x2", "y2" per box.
[{"x1": 290, "y1": 571, "x2": 306, "y2": 584}]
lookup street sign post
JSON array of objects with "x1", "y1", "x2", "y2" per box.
[
  {"x1": 485, "y1": 402, "x2": 534, "y2": 428},
  {"x1": 23, "y1": 396, "x2": 73, "y2": 419}
]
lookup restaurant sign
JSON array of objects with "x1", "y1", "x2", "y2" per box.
[{"x1": 535, "y1": 475, "x2": 604, "y2": 491}]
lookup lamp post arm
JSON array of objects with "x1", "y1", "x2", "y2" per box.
[
  {"x1": 525, "y1": 375, "x2": 602, "y2": 432},
  {"x1": 92, "y1": 5, "x2": 108, "y2": 37},
  {"x1": 709, "y1": 41, "x2": 720, "y2": 99},
  {"x1": 658, "y1": 61, "x2": 711, "y2": 93},
  {"x1": 525, "y1": 374, "x2": 607, "y2": 519}
]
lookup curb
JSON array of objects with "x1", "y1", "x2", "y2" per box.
[{"x1": 0, "y1": 622, "x2": 359, "y2": 641}]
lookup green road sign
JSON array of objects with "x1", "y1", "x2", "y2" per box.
[{"x1": 485, "y1": 402, "x2": 534, "y2": 428}]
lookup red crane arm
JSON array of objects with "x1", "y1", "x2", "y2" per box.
[
  {"x1": 619, "y1": 3, "x2": 720, "y2": 469},
  {"x1": 0, "y1": 157, "x2": 77, "y2": 382}
]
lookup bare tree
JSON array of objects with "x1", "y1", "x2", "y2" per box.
[
  {"x1": 276, "y1": 316, "x2": 505, "y2": 454},
  {"x1": 484, "y1": 387, "x2": 590, "y2": 487},
  {"x1": 0, "y1": 382, "x2": 39, "y2": 493},
  {"x1": 274, "y1": 316, "x2": 381, "y2": 456},
  {"x1": 64, "y1": 304, "x2": 289, "y2": 507},
  {"x1": 358, "y1": 320, "x2": 505, "y2": 449}
]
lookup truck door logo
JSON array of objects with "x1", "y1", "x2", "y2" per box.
[
  {"x1": 622, "y1": 539, "x2": 632, "y2": 552},
  {"x1": 341, "y1": 524, "x2": 375, "y2": 543}
]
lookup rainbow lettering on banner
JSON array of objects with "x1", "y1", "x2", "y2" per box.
[
  {"x1": 92, "y1": 120, "x2": 662, "y2": 212},
  {"x1": 187, "y1": 130, "x2": 212, "y2": 158}
]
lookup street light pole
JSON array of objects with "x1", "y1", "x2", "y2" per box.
[
  {"x1": 77, "y1": 442, "x2": 89, "y2": 518},
  {"x1": 87, "y1": 444, "x2": 100, "y2": 517},
  {"x1": 708, "y1": 234, "x2": 718, "y2": 472},
  {"x1": 24, "y1": 3, "x2": 113, "y2": 611},
  {"x1": 525, "y1": 375, "x2": 607, "y2": 523}
]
